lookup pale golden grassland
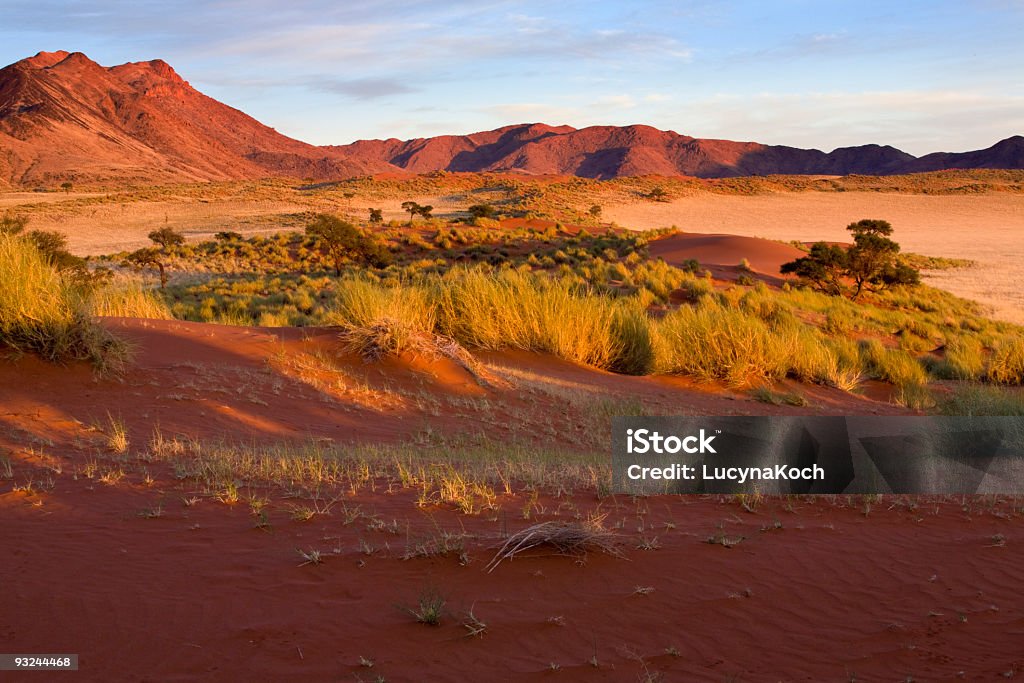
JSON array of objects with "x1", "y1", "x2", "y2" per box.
[{"x1": 0, "y1": 182, "x2": 482, "y2": 255}]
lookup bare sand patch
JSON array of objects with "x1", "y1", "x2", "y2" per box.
[{"x1": 606, "y1": 193, "x2": 1024, "y2": 323}]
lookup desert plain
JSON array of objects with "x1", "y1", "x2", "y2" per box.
[{"x1": 2, "y1": 168, "x2": 1024, "y2": 681}]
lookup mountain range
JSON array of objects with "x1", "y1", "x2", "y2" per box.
[{"x1": 1, "y1": 50, "x2": 1022, "y2": 187}]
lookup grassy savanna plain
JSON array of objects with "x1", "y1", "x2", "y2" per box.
[
  {"x1": 3, "y1": 170, "x2": 1022, "y2": 321},
  {"x1": 3, "y1": 170, "x2": 1024, "y2": 680}
]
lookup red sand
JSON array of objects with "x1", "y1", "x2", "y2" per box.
[
  {"x1": 648, "y1": 232, "x2": 805, "y2": 281},
  {"x1": 3, "y1": 319, "x2": 1021, "y2": 681}
]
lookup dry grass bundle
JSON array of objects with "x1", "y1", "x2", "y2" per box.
[
  {"x1": 486, "y1": 514, "x2": 622, "y2": 572},
  {"x1": 0, "y1": 234, "x2": 130, "y2": 372},
  {"x1": 84, "y1": 279, "x2": 173, "y2": 319},
  {"x1": 339, "y1": 317, "x2": 501, "y2": 388}
]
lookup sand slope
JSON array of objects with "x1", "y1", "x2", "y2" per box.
[{"x1": 2, "y1": 319, "x2": 1021, "y2": 680}]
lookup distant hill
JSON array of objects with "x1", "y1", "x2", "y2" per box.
[{"x1": 1, "y1": 51, "x2": 1021, "y2": 185}]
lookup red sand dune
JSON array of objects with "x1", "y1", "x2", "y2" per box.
[
  {"x1": 0, "y1": 318, "x2": 896, "y2": 449},
  {"x1": 3, "y1": 320, "x2": 1022, "y2": 681},
  {"x1": 648, "y1": 232, "x2": 805, "y2": 281}
]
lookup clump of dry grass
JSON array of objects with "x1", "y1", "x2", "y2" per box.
[
  {"x1": 987, "y1": 337, "x2": 1024, "y2": 385},
  {"x1": 0, "y1": 234, "x2": 130, "y2": 372},
  {"x1": 338, "y1": 317, "x2": 500, "y2": 388},
  {"x1": 486, "y1": 514, "x2": 622, "y2": 572},
  {"x1": 84, "y1": 279, "x2": 173, "y2": 319}
]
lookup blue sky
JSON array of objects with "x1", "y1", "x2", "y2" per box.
[{"x1": 1, "y1": 0, "x2": 1021, "y2": 154}]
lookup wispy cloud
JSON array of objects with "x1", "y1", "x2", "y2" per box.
[{"x1": 307, "y1": 76, "x2": 416, "y2": 100}]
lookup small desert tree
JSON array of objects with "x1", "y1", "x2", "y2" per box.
[
  {"x1": 781, "y1": 219, "x2": 919, "y2": 299},
  {"x1": 305, "y1": 213, "x2": 391, "y2": 276},
  {"x1": 125, "y1": 248, "x2": 168, "y2": 289},
  {"x1": 845, "y1": 219, "x2": 916, "y2": 297},
  {"x1": 588, "y1": 204, "x2": 602, "y2": 219},
  {"x1": 147, "y1": 227, "x2": 185, "y2": 249},
  {"x1": 646, "y1": 186, "x2": 668, "y2": 202},
  {"x1": 61, "y1": 181, "x2": 73, "y2": 194},
  {"x1": 401, "y1": 201, "x2": 434, "y2": 225},
  {"x1": 368, "y1": 208, "x2": 384, "y2": 224},
  {"x1": 125, "y1": 227, "x2": 184, "y2": 289},
  {"x1": 401, "y1": 201, "x2": 422, "y2": 226},
  {"x1": 781, "y1": 243, "x2": 849, "y2": 296}
]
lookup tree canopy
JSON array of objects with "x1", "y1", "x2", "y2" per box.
[
  {"x1": 781, "y1": 219, "x2": 919, "y2": 298},
  {"x1": 305, "y1": 213, "x2": 391, "y2": 275}
]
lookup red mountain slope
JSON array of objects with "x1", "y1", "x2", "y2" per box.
[{"x1": 0, "y1": 51, "x2": 1020, "y2": 185}]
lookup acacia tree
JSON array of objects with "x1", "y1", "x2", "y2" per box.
[
  {"x1": 125, "y1": 248, "x2": 168, "y2": 288},
  {"x1": 401, "y1": 201, "x2": 421, "y2": 225},
  {"x1": 124, "y1": 227, "x2": 184, "y2": 288},
  {"x1": 845, "y1": 219, "x2": 918, "y2": 297},
  {"x1": 646, "y1": 186, "x2": 668, "y2": 202},
  {"x1": 147, "y1": 227, "x2": 185, "y2": 249},
  {"x1": 305, "y1": 213, "x2": 391, "y2": 276},
  {"x1": 400, "y1": 201, "x2": 433, "y2": 225},
  {"x1": 781, "y1": 219, "x2": 919, "y2": 299},
  {"x1": 781, "y1": 243, "x2": 848, "y2": 295},
  {"x1": 368, "y1": 208, "x2": 384, "y2": 224}
]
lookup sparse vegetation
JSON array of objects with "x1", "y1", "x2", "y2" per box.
[
  {"x1": 404, "y1": 588, "x2": 445, "y2": 625},
  {"x1": 487, "y1": 515, "x2": 621, "y2": 572}
]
